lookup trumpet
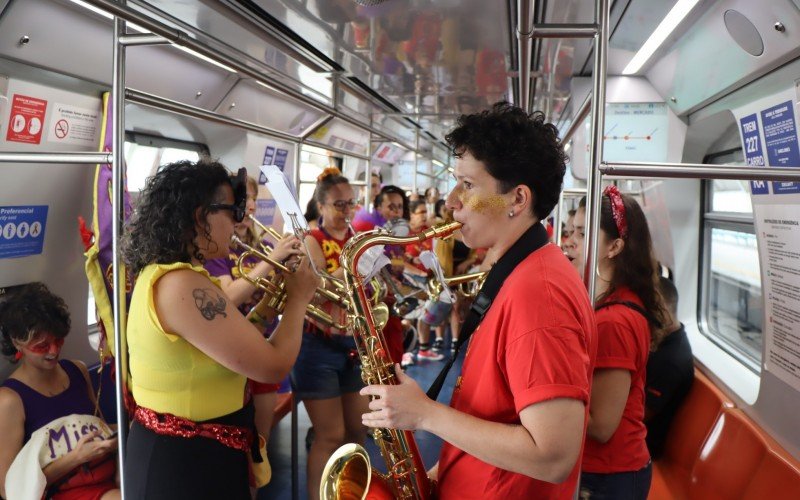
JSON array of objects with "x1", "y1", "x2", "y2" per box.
[{"x1": 231, "y1": 234, "x2": 351, "y2": 330}]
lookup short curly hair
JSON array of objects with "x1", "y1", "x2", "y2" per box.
[
  {"x1": 123, "y1": 158, "x2": 234, "y2": 275},
  {"x1": 0, "y1": 282, "x2": 71, "y2": 360},
  {"x1": 445, "y1": 101, "x2": 567, "y2": 220}
]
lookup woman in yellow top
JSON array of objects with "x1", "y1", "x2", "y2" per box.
[{"x1": 121, "y1": 159, "x2": 316, "y2": 500}]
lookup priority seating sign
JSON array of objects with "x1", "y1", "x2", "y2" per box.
[{"x1": 0, "y1": 206, "x2": 48, "y2": 259}]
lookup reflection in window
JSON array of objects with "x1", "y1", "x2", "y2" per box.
[
  {"x1": 701, "y1": 148, "x2": 761, "y2": 371},
  {"x1": 706, "y1": 227, "x2": 762, "y2": 365}
]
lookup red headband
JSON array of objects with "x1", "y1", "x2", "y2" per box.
[{"x1": 603, "y1": 185, "x2": 628, "y2": 239}]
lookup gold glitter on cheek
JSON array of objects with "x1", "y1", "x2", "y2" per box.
[{"x1": 466, "y1": 194, "x2": 507, "y2": 215}]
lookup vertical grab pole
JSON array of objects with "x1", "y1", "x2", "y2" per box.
[
  {"x1": 290, "y1": 140, "x2": 300, "y2": 500},
  {"x1": 583, "y1": 0, "x2": 609, "y2": 300},
  {"x1": 111, "y1": 14, "x2": 128, "y2": 500},
  {"x1": 553, "y1": 191, "x2": 564, "y2": 246},
  {"x1": 413, "y1": 129, "x2": 419, "y2": 195}
]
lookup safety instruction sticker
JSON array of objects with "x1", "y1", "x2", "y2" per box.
[
  {"x1": 6, "y1": 94, "x2": 47, "y2": 144},
  {"x1": 0, "y1": 206, "x2": 48, "y2": 259},
  {"x1": 761, "y1": 100, "x2": 800, "y2": 194},
  {"x1": 47, "y1": 102, "x2": 100, "y2": 146}
]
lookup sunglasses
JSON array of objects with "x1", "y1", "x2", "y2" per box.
[
  {"x1": 209, "y1": 203, "x2": 246, "y2": 222},
  {"x1": 26, "y1": 335, "x2": 65, "y2": 354}
]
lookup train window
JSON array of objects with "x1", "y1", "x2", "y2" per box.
[
  {"x1": 700, "y1": 148, "x2": 762, "y2": 371},
  {"x1": 124, "y1": 133, "x2": 208, "y2": 193},
  {"x1": 86, "y1": 134, "x2": 209, "y2": 327}
]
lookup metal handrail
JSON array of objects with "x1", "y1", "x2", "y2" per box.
[
  {"x1": 601, "y1": 162, "x2": 800, "y2": 181},
  {"x1": 533, "y1": 23, "x2": 599, "y2": 38},
  {"x1": 0, "y1": 152, "x2": 113, "y2": 164}
]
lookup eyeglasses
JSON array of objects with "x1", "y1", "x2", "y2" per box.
[
  {"x1": 383, "y1": 203, "x2": 404, "y2": 212},
  {"x1": 210, "y1": 203, "x2": 246, "y2": 222},
  {"x1": 328, "y1": 200, "x2": 357, "y2": 212}
]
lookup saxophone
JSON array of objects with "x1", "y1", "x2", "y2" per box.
[{"x1": 320, "y1": 221, "x2": 463, "y2": 500}]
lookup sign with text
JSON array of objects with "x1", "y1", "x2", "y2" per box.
[
  {"x1": 761, "y1": 100, "x2": 800, "y2": 194},
  {"x1": 0, "y1": 206, "x2": 48, "y2": 259},
  {"x1": 46, "y1": 102, "x2": 100, "y2": 146},
  {"x1": 739, "y1": 113, "x2": 769, "y2": 194},
  {"x1": 6, "y1": 94, "x2": 47, "y2": 144},
  {"x1": 256, "y1": 199, "x2": 277, "y2": 226}
]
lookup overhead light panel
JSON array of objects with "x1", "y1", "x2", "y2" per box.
[{"x1": 622, "y1": 0, "x2": 701, "y2": 75}]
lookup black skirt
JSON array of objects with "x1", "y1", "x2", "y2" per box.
[{"x1": 124, "y1": 403, "x2": 254, "y2": 500}]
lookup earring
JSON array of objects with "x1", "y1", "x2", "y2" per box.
[
  {"x1": 508, "y1": 211, "x2": 514, "y2": 218},
  {"x1": 14, "y1": 350, "x2": 22, "y2": 361}
]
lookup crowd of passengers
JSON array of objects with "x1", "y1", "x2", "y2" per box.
[{"x1": 0, "y1": 101, "x2": 693, "y2": 500}]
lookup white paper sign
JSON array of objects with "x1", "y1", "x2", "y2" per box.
[
  {"x1": 260, "y1": 164, "x2": 309, "y2": 235},
  {"x1": 46, "y1": 102, "x2": 100, "y2": 146}
]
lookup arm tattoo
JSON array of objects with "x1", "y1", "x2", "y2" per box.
[{"x1": 192, "y1": 288, "x2": 228, "y2": 321}]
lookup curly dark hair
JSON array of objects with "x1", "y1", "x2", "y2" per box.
[
  {"x1": 582, "y1": 193, "x2": 670, "y2": 349},
  {"x1": 445, "y1": 101, "x2": 567, "y2": 220},
  {"x1": 123, "y1": 159, "x2": 234, "y2": 275},
  {"x1": 0, "y1": 282, "x2": 71, "y2": 360}
]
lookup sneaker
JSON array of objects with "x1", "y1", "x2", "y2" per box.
[
  {"x1": 432, "y1": 338, "x2": 444, "y2": 353},
  {"x1": 417, "y1": 349, "x2": 444, "y2": 361},
  {"x1": 401, "y1": 352, "x2": 415, "y2": 368}
]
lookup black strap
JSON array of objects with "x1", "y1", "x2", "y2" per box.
[
  {"x1": 595, "y1": 300, "x2": 657, "y2": 326},
  {"x1": 426, "y1": 223, "x2": 550, "y2": 401}
]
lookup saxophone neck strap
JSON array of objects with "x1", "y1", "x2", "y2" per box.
[{"x1": 426, "y1": 222, "x2": 550, "y2": 401}]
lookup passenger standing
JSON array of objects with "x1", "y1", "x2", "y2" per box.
[
  {"x1": 644, "y1": 277, "x2": 694, "y2": 460},
  {"x1": 568, "y1": 188, "x2": 669, "y2": 500},
  {"x1": 204, "y1": 174, "x2": 302, "y2": 466},
  {"x1": 122, "y1": 159, "x2": 316, "y2": 500},
  {"x1": 361, "y1": 102, "x2": 598, "y2": 499},
  {"x1": 292, "y1": 168, "x2": 369, "y2": 500}
]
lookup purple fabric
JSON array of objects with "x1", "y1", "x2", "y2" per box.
[
  {"x1": 96, "y1": 93, "x2": 133, "y2": 314},
  {"x1": 351, "y1": 208, "x2": 386, "y2": 230},
  {"x1": 1, "y1": 360, "x2": 94, "y2": 443}
]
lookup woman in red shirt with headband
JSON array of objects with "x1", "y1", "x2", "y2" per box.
[{"x1": 568, "y1": 186, "x2": 669, "y2": 500}]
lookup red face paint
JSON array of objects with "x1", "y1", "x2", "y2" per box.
[{"x1": 25, "y1": 334, "x2": 65, "y2": 354}]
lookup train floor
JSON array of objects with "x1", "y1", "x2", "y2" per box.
[{"x1": 259, "y1": 340, "x2": 463, "y2": 500}]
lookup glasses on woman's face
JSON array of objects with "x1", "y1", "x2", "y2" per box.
[
  {"x1": 383, "y1": 203, "x2": 404, "y2": 212},
  {"x1": 328, "y1": 199, "x2": 357, "y2": 212},
  {"x1": 209, "y1": 203, "x2": 246, "y2": 222},
  {"x1": 26, "y1": 335, "x2": 65, "y2": 354}
]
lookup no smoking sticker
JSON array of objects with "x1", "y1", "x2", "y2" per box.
[{"x1": 54, "y1": 119, "x2": 69, "y2": 139}]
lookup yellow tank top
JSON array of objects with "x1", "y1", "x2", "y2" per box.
[{"x1": 127, "y1": 262, "x2": 246, "y2": 421}]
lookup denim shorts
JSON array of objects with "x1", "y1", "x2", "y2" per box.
[
  {"x1": 290, "y1": 331, "x2": 364, "y2": 400},
  {"x1": 422, "y1": 299, "x2": 453, "y2": 326}
]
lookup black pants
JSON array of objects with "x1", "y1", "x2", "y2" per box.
[
  {"x1": 579, "y1": 462, "x2": 652, "y2": 500},
  {"x1": 124, "y1": 405, "x2": 254, "y2": 500}
]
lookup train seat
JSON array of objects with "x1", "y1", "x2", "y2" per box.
[
  {"x1": 649, "y1": 369, "x2": 733, "y2": 499},
  {"x1": 650, "y1": 372, "x2": 800, "y2": 499}
]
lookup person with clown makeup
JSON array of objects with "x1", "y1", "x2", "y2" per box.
[
  {"x1": 568, "y1": 188, "x2": 670, "y2": 500},
  {"x1": 0, "y1": 282, "x2": 120, "y2": 500},
  {"x1": 359, "y1": 102, "x2": 598, "y2": 499}
]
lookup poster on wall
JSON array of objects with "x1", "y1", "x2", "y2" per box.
[
  {"x1": 256, "y1": 199, "x2": 277, "y2": 226},
  {"x1": 6, "y1": 94, "x2": 47, "y2": 144},
  {"x1": 46, "y1": 103, "x2": 100, "y2": 146},
  {"x1": 734, "y1": 86, "x2": 800, "y2": 391},
  {"x1": 0, "y1": 205, "x2": 48, "y2": 259}
]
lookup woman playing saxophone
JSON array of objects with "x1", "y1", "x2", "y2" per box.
[{"x1": 360, "y1": 102, "x2": 598, "y2": 499}]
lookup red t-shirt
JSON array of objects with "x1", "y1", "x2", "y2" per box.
[
  {"x1": 307, "y1": 227, "x2": 353, "y2": 334},
  {"x1": 581, "y1": 287, "x2": 651, "y2": 473},
  {"x1": 437, "y1": 244, "x2": 597, "y2": 499}
]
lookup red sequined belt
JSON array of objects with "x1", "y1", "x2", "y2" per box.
[{"x1": 132, "y1": 405, "x2": 253, "y2": 453}]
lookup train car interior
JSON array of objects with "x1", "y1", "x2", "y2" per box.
[{"x1": 2, "y1": 0, "x2": 800, "y2": 498}]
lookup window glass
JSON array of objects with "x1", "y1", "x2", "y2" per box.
[
  {"x1": 705, "y1": 227, "x2": 762, "y2": 365},
  {"x1": 88, "y1": 137, "x2": 205, "y2": 325},
  {"x1": 701, "y1": 147, "x2": 762, "y2": 370}
]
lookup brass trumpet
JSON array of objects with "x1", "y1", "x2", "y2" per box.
[
  {"x1": 231, "y1": 235, "x2": 351, "y2": 330},
  {"x1": 426, "y1": 270, "x2": 487, "y2": 301}
]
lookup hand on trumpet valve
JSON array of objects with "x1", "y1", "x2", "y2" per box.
[
  {"x1": 282, "y1": 256, "x2": 317, "y2": 304},
  {"x1": 269, "y1": 234, "x2": 304, "y2": 262}
]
